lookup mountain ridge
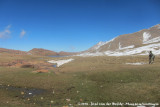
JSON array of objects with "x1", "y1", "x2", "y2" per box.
[
  {"x1": 0, "y1": 48, "x2": 77, "y2": 56},
  {"x1": 1, "y1": 24, "x2": 160, "y2": 57},
  {"x1": 79, "y1": 24, "x2": 160, "y2": 56}
]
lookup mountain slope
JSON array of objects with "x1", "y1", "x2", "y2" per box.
[
  {"x1": 0, "y1": 48, "x2": 77, "y2": 56},
  {"x1": 29, "y1": 48, "x2": 58, "y2": 56},
  {"x1": 79, "y1": 24, "x2": 160, "y2": 56},
  {"x1": 0, "y1": 48, "x2": 27, "y2": 55},
  {"x1": 29, "y1": 48, "x2": 77, "y2": 56}
]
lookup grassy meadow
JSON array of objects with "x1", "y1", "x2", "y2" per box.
[{"x1": 0, "y1": 53, "x2": 160, "y2": 107}]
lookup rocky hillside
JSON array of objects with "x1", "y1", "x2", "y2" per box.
[
  {"x1": 79, "y1": 24, "x2": 160, "y2": 56},
  {"x1": 29, "y1": 48, "x2": 77, "y2": 56},
  {"x1": 28, "y1": 48, "x2": 58, "y2": 56},
  {"x1": 0, "y1": 48, "x2": 77, "y2": 56},
  {"x1": 0, "y1": 48, "x2": 27, "y2": 55}
]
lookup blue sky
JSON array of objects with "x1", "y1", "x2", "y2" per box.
[{"x1": 0, "y1": 0, "x2": 160, "y2": 52}]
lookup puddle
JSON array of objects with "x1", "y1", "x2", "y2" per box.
[
  {"x1": 53, "y1": 65, "x2": 57, "y2": 68},
  {"x1": 0, "y1": 85, "x2": 45, "y2": 98}
]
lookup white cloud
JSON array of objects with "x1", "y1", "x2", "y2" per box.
[
  {"x1": 0, "y1": 25, "x2": 11, "y2": 39},
  {"x1": 20, "y1": 29, "x2": 26, "y2": 38}
]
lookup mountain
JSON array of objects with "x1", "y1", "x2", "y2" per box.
[
  {"x1": 0, "y1": 48, "x2": 27, "y2": 55},
  {"x1": 29, "y1": 48, "x2": 77, "y2": 56},
  {"x1": 1, "y1": 24, "x2": 159, "y2": 57},
  {"x1": 29, "y1": 48, "x2": 58, "y2": 56},
  {"x1": 0, "y1": 48, "x2": 77, "y2": 56},
  {"x1": 79, "y1": 24, "x2": 160, "y2": 56}
]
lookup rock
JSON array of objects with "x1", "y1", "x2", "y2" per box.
[
  {"x1": 21, "y1": 92, "x2": 25, "y2": 95},
  {"x1": 66, "y1": 99, "x2": 71, "y2": 102},
  {"x1": 41, "y1": 97, "x2": 43, "y2": 100}
]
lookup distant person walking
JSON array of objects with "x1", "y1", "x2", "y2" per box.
[{"x1": 149, "y1": 51, "x2": 155, "y2": 64}]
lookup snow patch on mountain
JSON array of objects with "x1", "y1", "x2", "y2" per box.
[
  {"x1": 77, "y1": 42, "x2": 160, "y2": 57},
  {"x1": 157, "y1": 25, "x2": 160, "y2": 29},
  {"x1": 119, "y1": 45, "x2": 135, "y2": 50},
  {"x1": 89, "y1": 37, "x2": 117, "y2": 51},
  {"x1": 119, "y1": 42, "x2": 121, "y2": 49},
  {"x1": 117, "y1": 41, "x2": 135, "y2": 50},
  {"x1": 101, "y1": 37, "x2": 117, "y2": 47},
  {"x1": 154, "y1": 24, "x2": 160, "y2": 29},
  {"x1": 118, "y1": 42, "x2": 135, "y2": 50},
  {"x1": 143, "y1": 32, "x2": 151, "y2": 43},
  {"x1": 78, "y1": 24, "x2": 160, "y2": 57},
  {"x1": 108, "y1": 44, "x2": 111, "y2": 48},
  {"x1": 104, "y1": 43, "x2": 160, "y2": 56},
  {"x1": 109, "y1": 37, "x2": 116, "y2": 42},
  {"x1": 143, "y1": 36, "x2": 160, "y2": 44},
  {"x1": 158, "y1": 25, "x2": 160, "y2": 29},
  {"x1": 93, "y1": 41, "x2": 106, "y2": 50}
]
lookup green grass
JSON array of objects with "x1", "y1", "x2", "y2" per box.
[{"x1": 0, "y1": 55, "x2": 160, "y2": 106}]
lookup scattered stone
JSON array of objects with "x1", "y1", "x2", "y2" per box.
[
  {"x1": 50, "y1": 100, "x2": 54, "y2": 103},
  {"x1": 41, "y1": 97, "x2": 44, "y2": 100},
  {"x1": 66, "y1": 99, "x2": 71, "y2": 102},
  {"x1": 29, "y1": 93, "x2": 32, "y2": 95},
  {"x1": 77, "y1": 91, "x2": 79, "y2": 93},
  {"x1": 80, "y1": 99, "x2": 83, "y2": 102},
  {"x1": 21, "y1": 92, "x2": 25, "y2": 95}
]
